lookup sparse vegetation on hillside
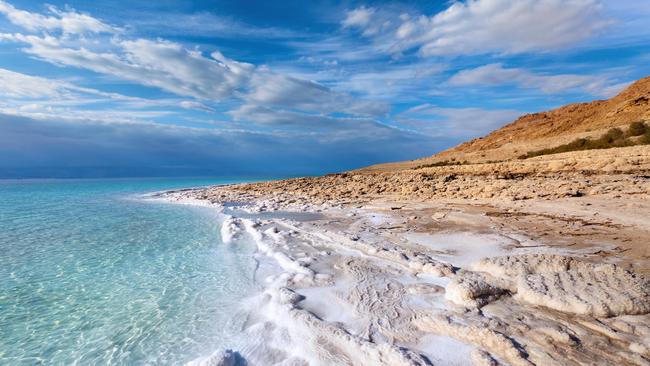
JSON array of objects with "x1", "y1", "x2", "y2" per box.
[
  {"x1": 519, "y1": 121, "x2": 650, "y2": 159},
  {"x1": 628, "y1": 121, "x2": 649, "y2": 137},
  {"x1": 415, "y1": 160, "x2": 468, "y2": 169}
]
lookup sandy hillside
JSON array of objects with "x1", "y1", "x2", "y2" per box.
[{"x1": 361, "y1": 76, "x2": 650, "y2": 172}]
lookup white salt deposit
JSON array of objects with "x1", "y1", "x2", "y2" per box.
[
  {"x1": 465, "y1": 254, "x2": 650, "y2": 317},
  {"x1": 161, "y1": 190, "x2": 650, "y2": 366},
  {"x1": 406, "y1": 232, "x2": 515, "y2": 268},
  {"x1": 415, "y1": 334, "x2": 475, "y2": 366},
  {"x1": 220, "y1": 215, "x2": 241, "y2": 244},
  {"x1": 241, "y1": 218, "x2": 314, "y2": 279}
]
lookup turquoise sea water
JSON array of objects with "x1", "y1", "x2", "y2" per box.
[{"x1": 0, "y1": 178, "x2": 258, "y2": 365}]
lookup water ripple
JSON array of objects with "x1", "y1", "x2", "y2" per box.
[{"x1": 0, "y1": 178, "x2": 256, "y2": 365}]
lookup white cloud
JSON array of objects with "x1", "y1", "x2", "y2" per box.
[
  {"x1": 287, "y1": 35, "x2": 387, "y2": 62},
  {"x1": 2, "y1": 33, "x2": 255, "y2": 101},
  {"x1": 241, "y1": 71, "x2": 389, "y2": 117},
  {"x1": 2, "y1": 29, "x2": 388, "y2": 131},
  {"x1": 0, "y1": 67, "x2": 135, "y2": 103},
  {"x1": 341, "y1": 6, "x2": 385, "y2": 37},
  {"x1": 0, "y1": 67, "x2": 66, "y2": 98},
  {"x1": 0, "y1": 1, "x2": 117, "y2": 34},
  {"x1": 342, "y1": 7, "x2": 373, "y2": 28},
  {"x1": 178, "y1": 101, "x2": 215, "y2": 112},
  {"x1": 0, "y1": 3, "x2": 259, "y2": 104},
  {"x1": 0, "y1": 67, "x2": 217, "y2": 121},
  {"x1": 0, "y1": 104, "x2": 173, "y2": 126},
  {"x1": 344, "y1": 0, "x2": 610, "y2": 56},
  {"x1": 0, "y1": 1, "x2": 389, "y2": 129},
  {"x1": 332, "y1": 63, "x2": 445, "y2": 100},
  {"x1": 120, "y1": 40, "x2": 255, "y2": 100},
  {"x1": 398, "y1": 104, "x2": 521, "y2": 138},
  {"x1": 229, "y1": 104, "x2": 380, "y2": 131},
  {"x1": 448, "y1": 63, "x2": 628, "y2": 97}
]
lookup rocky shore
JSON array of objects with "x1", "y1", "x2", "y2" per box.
[{"x1": 160, "y1": 145, "x2": 650, "y2": 366}]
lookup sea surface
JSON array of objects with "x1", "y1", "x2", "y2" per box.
[{"x1": 0, "y1": 178, "x2": 259, "y2": 365}]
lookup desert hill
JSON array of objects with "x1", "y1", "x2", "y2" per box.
[{"x1": 361, "y1": 76, "x2": 650, "y2": 172}]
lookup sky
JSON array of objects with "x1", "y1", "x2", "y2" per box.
[{"x1": 0, "y1": 0, "x2": 649, "y2": 178}]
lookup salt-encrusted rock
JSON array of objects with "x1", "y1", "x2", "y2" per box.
[
  {"x1": 515, "y1": 266, "x2": 650, "y2": 317},
  {"x1": 470, "y1": 254, "x2": 575, "y2": 277},
  {"x1": 220, "y1": 215, "x2": 242, "y2": 244},
  {"x1": 276, "y1": 287, "x2": 305, "y2": 305},
  {"x1": 409, "y1": 255, "x2": 455, "y2": 277},
  {"x1": 445, "y1": 272, "x2": 509, "y2": 308},
  {"x1": 415, "y1": 314, "x2": 534, "y2": 366},
  {"x1": 471, "y1": 254, "x2": 650, "y2": 317}
]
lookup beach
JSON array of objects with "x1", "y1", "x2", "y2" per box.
[
  {"x1": 3, "y1": 1, "x2": 650, "y2": 365},
  {"x1": 158, "y1": 146, "x2": 650, "y2": 366}
]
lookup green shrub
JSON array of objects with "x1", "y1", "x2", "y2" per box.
[
  {"x1": 642, "y1": 130, "x2": 650, "y2": 144},
  {"x1": 414, "y1": 159, "x2": 472, "y2": 169},
  {"x1": 519, "y1": 122, "x2": 650, "y2": 159},
  {"x1": 599, "y1": 128, "x2": 624, "y2": 144},
  {"x1": 627, "y1": 121, "x2": 648, "y2": 137},
  {"x1": 416, "y1": 160, "x2": 459, "y2": 169}
]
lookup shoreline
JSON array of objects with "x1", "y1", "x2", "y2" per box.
[{"x1": 157, "y1": 171, "x2": 650, "y2": 366}]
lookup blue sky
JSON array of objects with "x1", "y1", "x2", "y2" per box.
[{"x1": 0, "y1": 0, "x2": 648, "y2": 178}]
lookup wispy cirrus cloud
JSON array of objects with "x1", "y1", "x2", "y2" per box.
[
  {"x1": 0, "y1": 67, "x2": 217, "y2": 124},
  {"x1": 242, "y1": 71, "x2": 389, "y2": 117},
  {"x1": 448, "y1": 63, "x2": 629, "y2": 97},
  {"x1": 330, "y1": 63, "x2": 445, "y2": 100},
  {"x1": 0, "y1": 67, "x2": 69, "y2": 98},
  {"x1": 397, "y1": 104, "x2": 522, "y2": 139},
  {"x1": 0, "y1": 0, "x2": 117, "y2": 34},
  {"x1": 1, "y1": 33, "x2": 256, "y2": 101},
  {"x1": 228, "y1": 104, "x2": 394, "y2": 135},
  {"x1": 343, "y1": 0, "x2": 610, "y2": 57}
]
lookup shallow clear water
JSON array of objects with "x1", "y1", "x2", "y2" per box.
[{"x1": 0, "y1": 178, "x2": 258, "y2": 365}]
